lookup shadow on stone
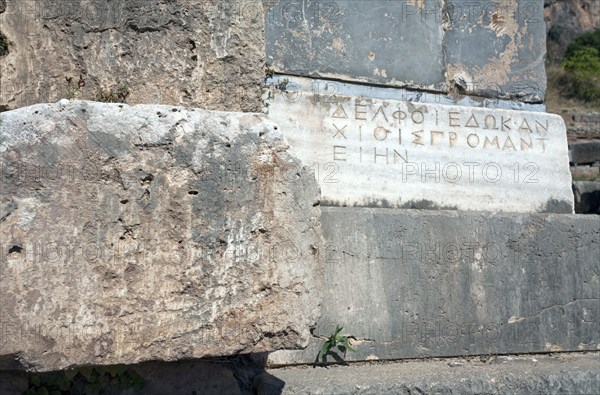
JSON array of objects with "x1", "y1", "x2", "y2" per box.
[
  {"x1": 573, "y1": 181, "x2": 600, "y2": 214},
  {"x1": 0, "y1": 353, "x2": 286, "y2": 395}
]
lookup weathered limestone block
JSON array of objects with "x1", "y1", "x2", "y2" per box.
[
  {"x1": 268, "y1": 76, "x2": 573, "y2": 213},
  {"x1": 0, "y1": 0, "x2": 265, "y2": 112},
  {"x1": 0, "y1": 100, "x2": 323, "y2": 371}
]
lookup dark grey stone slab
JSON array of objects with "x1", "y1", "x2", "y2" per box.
[
  {"x1": 573, "y1": 181, "x2": 600, "y2": 214},
  {"x1": 266, "y1": 0, "x2": 445, "y2": 89},
  {"x1": 263, "y1": 353, "x2": 600, "y2": 395},
  {"x1": 265, "y1": 0, "x2": 547, "y2": 103},
  {"x1": 570, "y1": 141, "x2": 600, "y2": 165},
  {"x1": 443, "y1": 0, "x2": 547, "y2": 103},
  {"x1": 269, "y1": 207, "x2": 600, "y2": 365}
]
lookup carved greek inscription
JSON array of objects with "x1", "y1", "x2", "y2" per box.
[
  {"x1": 355, "y1": 103, "x2": 367, "y2": 120},
  {"x1": 465, "y1": 114, "x2": 479, "y2": 128},
  {"x1": 332, "y1": 104, "x2": 348, "y2": 119},
  {"x1": 374, "y1": 127, "x2": 389, "y2": 141},
  {"x1": 449, "y1": 112, "x2": 460, "y2": 127},
  {"x1": 332, "y1": 123, "x2": 347, "y2": 139},
  {"x1": 484, "y1": 136, "x2": 499, "y2": 149},
  {"x1": 333, "y1": 146, "x2": 347, "y2": 161},
  {"x1": 372, "y1": 106, "x2": 388, "y2": 122},
  {"x1": 484, "y1": 115, "x2": 497, "y2": 130},
  {"x1": 324, "y1": 100, "x2": 555, "y2": 165},
  {"x1": 412, "y1": 131, "x2": 424, "y2": 146},
  {"x1": 467, "y1": 134, "x2": 480, "y2": 148},
  {"x1": 430, "y1": 131, "x2": 444, "y2": 145}
]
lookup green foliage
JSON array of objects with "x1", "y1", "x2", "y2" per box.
[
  {"x1": 264, "y1": 66, "x2": 275, "y2": 80},
  {"x1": 262, "y1": 76, "x2": 291, "y2": 109},
  {"x1": 317, "y1": 325, "x2": 356, "y2": 363},
  {"x1": 556, "y1": 29, "x2": 600, "y2": 104},
  {"x1": 0, "y1": 33, "x2": 8, "y2": 56},
  {"x1": 564, "y1": 29, "x2": 600, "y2": 60},
  {"x1": 24, "y1": 365, "x2": 144, "y2": 395},
  {"x1": 64, "y1": 75, "x2": 85, "y2": 100},
  {"x1": 561, "y1": 47, "x2": 600, "y2": 103},
  {"x1": 95, "y1": 85, "x2": 130, "y2": 103},
  {"x1": 263, "y1": 66, "x2": 291, "y2": 105}
]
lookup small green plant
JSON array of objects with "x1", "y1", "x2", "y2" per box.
[
  {"x1": 263, "y1": 66, "x2": 292, "y2": 109},
  {"x1": 264, "y1": 66, "x2": 275, "y2": 80},
  {"x1": 317, "y1": 325, "x2": 356, "y2": 363},
  {"x1": 24, "y1": 365, "x2": 144, "y2": 395},
  {"x1": 275, "y1": 78, "x2": 290, "y2": 91},
  {"x1": 0, "y1": 33, "x2": 9, "y2": 56},
  {"x1": 95, "y1": 84, "x2": 130, "y2": 103},
  {"x1": 65, "y1": 74, "x2": 85, "y2": 100},
  {"x1": 262, "y1": 77, "x2": 291, "y2": 109}
]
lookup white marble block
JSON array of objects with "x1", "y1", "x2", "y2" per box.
[{"x1": 268, "y1": 77, "x2": 574, "y2": 213}]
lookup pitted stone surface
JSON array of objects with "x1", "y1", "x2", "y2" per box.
[
  {"x1": 268, "y1": 76, "x2": 573, "y2": 213},
  {"x1": 0, "y1": 0, "x2": 265, "y2": 112},
  {"x1": 0, "y1": 100, "x2": 323, "y2": 371}
]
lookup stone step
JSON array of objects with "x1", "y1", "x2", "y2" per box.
[
  {"x1": 570, "y1": 141, "x2": 600, "y2": 165},
  {"x1": 259, "y1": 353, "x2": 600, "y2": 395}
]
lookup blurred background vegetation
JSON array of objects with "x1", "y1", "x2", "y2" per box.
[{"x1": 547, "y1": 28, "x2": 600, "y2": 113}]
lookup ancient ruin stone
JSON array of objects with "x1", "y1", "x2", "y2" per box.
[
  {"x1": 0, "y1": 100, "x2": 323, "y2": 371},
  {"x1": 266, "y1": 0, "x2": 547, "y2": 102},
  {"x1": 0, "y1": 0, "x2": 265, "y2": 112}
]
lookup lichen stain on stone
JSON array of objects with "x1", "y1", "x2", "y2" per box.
[
  {"x1": 331, "y1": 37, "x2": 346, "y2": 53},
  {"x1": 544, "y1": 343, "x2": 565, "y2": 352},
  {"x1": 446, "y1": 2, "x2": 519, "y2": 89},
  {"x1": 475, "y1": 1, "x2": 520, "y2": 85},
  {"x1": 210, "y1": 29, "x2": 231, "y2": 59},
  {"x1": 490, "y1": 12, "x2": 506, "y2": 35},
  {"x1": 508, "y1": 316, "x2": 526, "y2": 324},
  {"x1": 405, "y1": 0, "x2": 426, "y2": 12}
]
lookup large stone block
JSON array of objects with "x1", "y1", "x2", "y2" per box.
[
  {"x1": 266, "y1": 0, "x2": 445, "y2": 90},
  {"x1": 0, "y1": 0, "x2": 265, "y2": 112},
  {"x1": 570, "y1": 141, "x2": 600, "y2": 165},
  {"x1": 267, "y1": 76, "x2": 573, "y2": 213},
  {"x1": 0, "y1": 100, "x2": 323, "y2": 371},
  {"x1": 573, "y1": 181, "x2": 600, "y2": 214},
  {"x1": 269, "y1": 207, "x2": 600, "y2": 365},
  {"x1": 266, "y1": 0, "x2": 546, "y2": 102}
]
